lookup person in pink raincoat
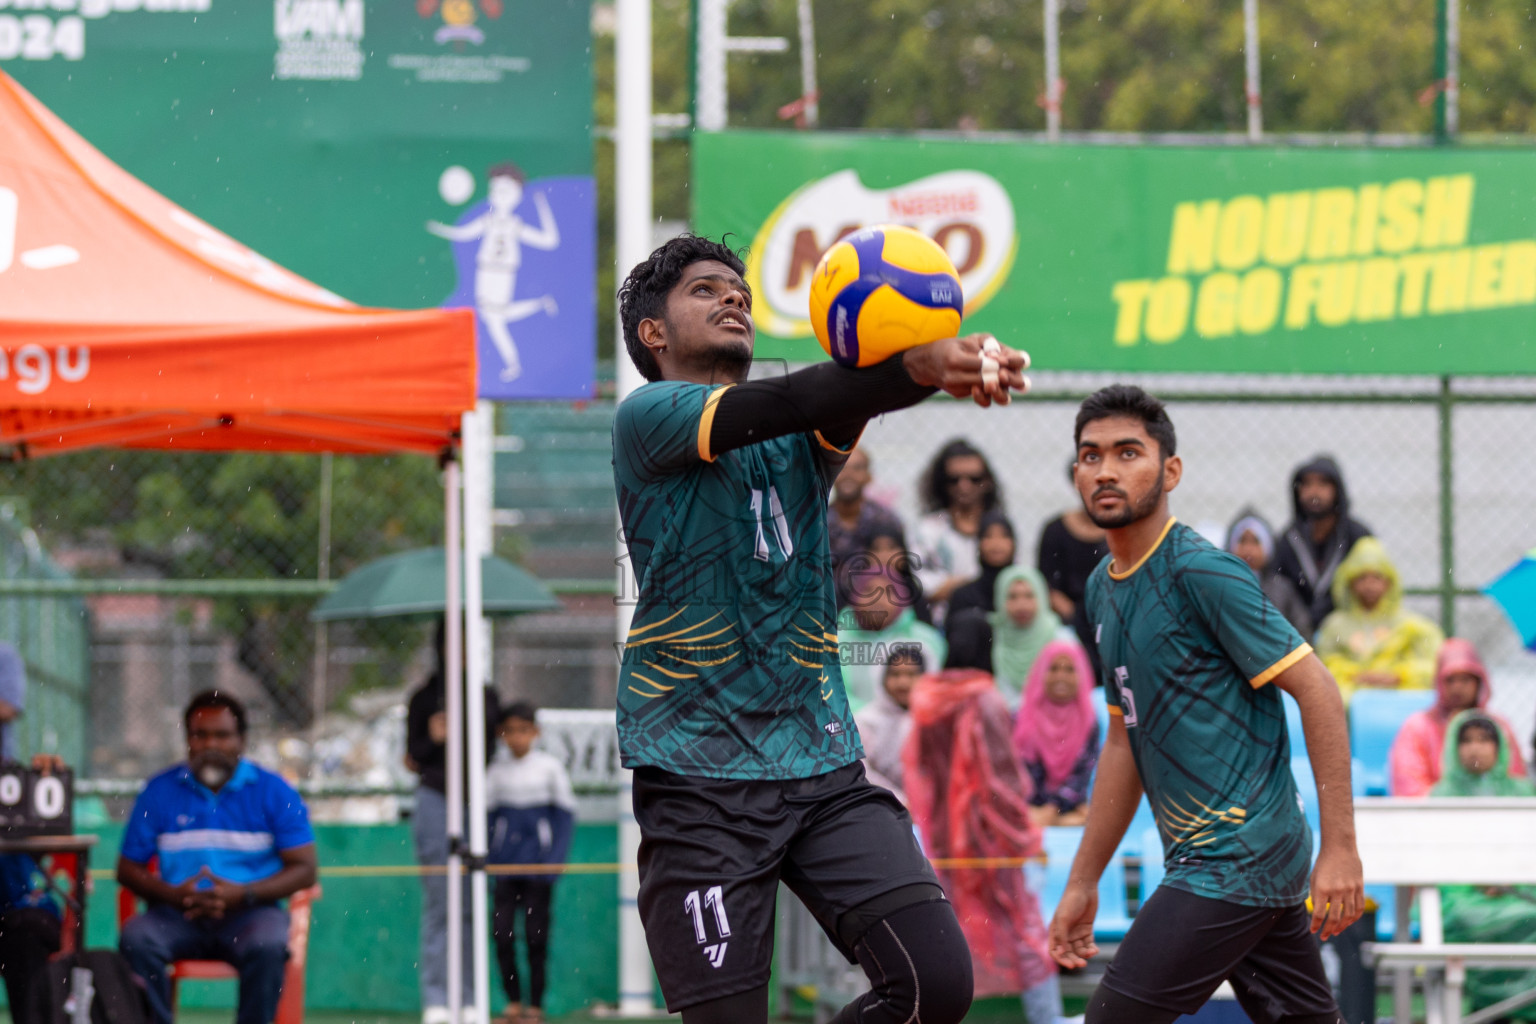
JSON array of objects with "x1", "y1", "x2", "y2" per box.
[
  {"x1": 903, "y1": 610, "x2": 1061, "y2": 1022},
  {"x1": 1387, "y1": 637, "x2": 1527, "y2": 796}
]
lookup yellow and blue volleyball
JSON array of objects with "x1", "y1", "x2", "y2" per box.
[{"x1": 808, "y1": 224, "x2": 964, "y2": 368}]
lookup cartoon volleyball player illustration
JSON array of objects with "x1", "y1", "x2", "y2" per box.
[{"x1": 427, "y1": 162, "x2": 559, "y2": 382}]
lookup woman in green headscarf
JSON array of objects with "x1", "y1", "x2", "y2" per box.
[
  {"x1": 987, "y1": 565, "x2": 1067, "y2": 712},
  {"x1": 1432, "y1": 709, "x2": 1536, "y2": 1019}
]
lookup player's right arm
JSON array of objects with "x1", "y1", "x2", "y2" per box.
[
  {"x1": 1273, "y1": 653, "x2": 1365, "y2": 941},
  {"x1": 703, "y1": 335, "x2": 1028, "y2": 461},
  {"x1": 615, "y1": 336, "x2": 1027, "y2": 480},
  {"x1": 1048, "y1": 710, "x2": 1141, "y2": 969}
]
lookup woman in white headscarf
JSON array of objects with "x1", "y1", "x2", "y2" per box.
[{"x1": 1226, "y1": 508, "x2": 1313, "y2": 639}]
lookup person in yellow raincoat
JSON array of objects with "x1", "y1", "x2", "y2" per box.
[{"x1": 1314, "y1": 537, "x2": 1443, "y2": 702}]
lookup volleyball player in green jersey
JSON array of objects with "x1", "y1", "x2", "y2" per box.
[
  {"x1": 613, "y1": 236, "x2": 1028, "y2": 1024},
  {"x1": 1048, "y1": 385, "x2": 1366, "y2": 1024}
]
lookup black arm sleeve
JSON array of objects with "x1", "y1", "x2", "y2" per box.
[{"x1": 706, "y1": 355, "x2": 936, "y2": 459}]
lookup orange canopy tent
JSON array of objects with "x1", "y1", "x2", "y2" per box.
[{"x1": 0, "y1": 69, "x2": 476, "y2": 458}]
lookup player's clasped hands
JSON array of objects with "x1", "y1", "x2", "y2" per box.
[{"x1": 901, "y1": 333, "x2": 1031, "y2": 408}]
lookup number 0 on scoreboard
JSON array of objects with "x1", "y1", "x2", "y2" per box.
[{"x1": 0, "y1": 766, "x2": 73, "y2": 836}]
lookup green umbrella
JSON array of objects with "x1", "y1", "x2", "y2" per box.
[{"x1": 310, "y1": 546, "x2": 561, "y2": 621}]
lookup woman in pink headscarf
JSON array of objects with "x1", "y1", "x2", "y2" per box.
[
  {"x1": 1012, "y1": 639, "x2": 1100, "y2": 827},
  {"x1": 903, "y1": 610, "x2": 1059, "y2": 1020},
  {"x1": 1388, "y1": 637, "x2": 1527, "y2": 796}
]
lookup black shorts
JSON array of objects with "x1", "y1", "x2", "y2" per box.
[
  {"x1": 1099, "y1": 885, "x2": 1338, "y2": 1022},
  {"x1": 632, "y1": 761, "x2": 940, "y2": 1011}
]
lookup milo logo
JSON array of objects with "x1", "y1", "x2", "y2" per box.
[{"x1": 745, "y1": 169, "x2": 1018, "y2": 338}]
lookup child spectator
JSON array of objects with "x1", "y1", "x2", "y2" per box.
[
  {"x1": 854, "y1": 648, "x2": 922, "y2": 803},
  {"x1": 0, "y1": 756, "x2": 67, "y2": 1024},
  {"x1": 1226, "y1": 509, "x2": 1313, "y2": 639},
  {"x1": 1388, "y1": 638, "x2": 1527, "y2": 796},
  {"x1": 903, "y1": 613, "x2": 1060, "y2": 1023},
  {"x1": 486, "y1": 703, "x2": 576, "y2": 1024},
  {"x1": 839, "y1": 564, "x2": 946, "y2": 712},
  {"x1": 947, "y1": 510, "x2": 1018, "y2": 620},
  {"x1": 1431, "y1": 710, "x2": 1536, "y2": 1019},
  {"x1": 837, "y1": 517, "x2": 932, "y2": 624},
  {"x1": 1013, "y1": 639, "x2": 1100, "y2": 827},
  {"x1": 988, "y1": 565, "x2": 1066, "y2": 712},
  {"x1": 1314, "y1": 537, "x2": 1443, "y2": 702},
  {"x1": 912, "y1": 439, "x2": 1003, "y2": 623}
]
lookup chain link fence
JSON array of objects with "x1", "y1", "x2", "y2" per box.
[
  {"x1": 1, "y1": 375, "x2": 1531, "y2": 781},
  {"x1": 856, "y1": 370, "x2": 1536, "y2": 761},
  {"x1": 0, "y1": 496, "x2": 89, "y2": 769}
]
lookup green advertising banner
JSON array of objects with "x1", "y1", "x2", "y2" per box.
[
  {"x1": 693, "y1": 131, "x2": 1536, "y2": 375},
  {"x1": 2, "y1": 0, "x2": 595, "y2": 398}
]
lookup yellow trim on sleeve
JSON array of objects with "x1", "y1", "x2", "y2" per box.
[
  {"x1": 696, "y1": 384, "x2": 737, "y2": 463},
  {"x1": 814, "y1": 427, "x2": 864, "y2": 456},
  {"x1": 1107, "y1": 517, "x2": 1178, "y2": 580},
  {"x1": 1106, "y1": 704, "x2": 1124, "y2": 716},
  {"x1": 1250, "y1": 643, "x2": 1313, "y2": 689}
]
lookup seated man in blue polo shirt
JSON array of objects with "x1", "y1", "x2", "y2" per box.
[{"x1": 118, "y1": 690, "x2": 318, "y2": 1024}]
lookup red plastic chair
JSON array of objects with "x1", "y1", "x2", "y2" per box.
[
  {"x1": 37, "y1": 850, "x2": 85, "y2": 955},
  {"x1": 117, "y1": 871, "x2": 321, "y2": 1024}
]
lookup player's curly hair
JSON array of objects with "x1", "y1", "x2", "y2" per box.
[
  {"x1": 618, "y1": 235, "x2": 747, "y2": 383},
  {"x1": 1074, "y1": 384, "x2": 1178, "y2": 458}
]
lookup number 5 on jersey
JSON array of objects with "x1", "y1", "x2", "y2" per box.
[
  {"x1": 684, "y1": 885, "x2": 731, "y2": 968},
  {"x1": 1114, "y1": 667, "x2": 1139, "y2": 727}
]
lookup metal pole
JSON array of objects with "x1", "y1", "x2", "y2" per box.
[
  {"x1": 1244, "y1": 0, "x2": 1262, "y2": 141},
  {"x1": 617, "y1": 0, "x2": 658, "y2": 1014},
  {"x1": 797, "y1": 0, "x2": 819, "y2": 128},
  {"x1": 1434, "y1": 0, "x2": 1449, "y2": 142},
  {"x1": 311, "y1": 451, "x2": 333, "y2": 736},
  {"x1": 696, "y1": 0, "x2": 726, "y2": 131},
  {"x1": 443, "y1": 454, "x2": 465, "y2": 1024},
  {"x1": 1445, "y1": 0, "x2": 1459, "y2": 136},
  {"x1": 1043, "y1": 0, "x2": 1061, "y2": 140},
  {"x1": 1438, "y1": 376, "x2": 1456, "y2": 636},
  {"x1": 463, "y1": 404, "x2": 493, "y2": 1024}
]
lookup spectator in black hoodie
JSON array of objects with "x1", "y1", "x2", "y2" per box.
[{"x1": 1273, "y1": 456, "x2": 1372, "y2": 626}]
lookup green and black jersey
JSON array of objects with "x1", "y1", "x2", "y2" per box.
[
  {"x1": 1087, "y1": 519, "x2": 1314, "y2": 907},
  {"x1": 612, "y1": 381, "x2": 860, "y2": 780}
]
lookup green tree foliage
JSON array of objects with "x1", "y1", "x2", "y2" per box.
[{"x1": 0, "y1": 451, "x2": 442, "y2": 722}]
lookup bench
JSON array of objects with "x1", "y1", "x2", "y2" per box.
[{"x1": 1356, "y1": 797, "x2": 1536, "y2": 1024}]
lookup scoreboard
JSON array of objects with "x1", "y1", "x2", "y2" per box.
[{"x1": 0, "y1": 766, "x2": 72, "y2": 836}]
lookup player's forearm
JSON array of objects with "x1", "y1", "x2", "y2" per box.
[
  {"x1": 1068, "y1": 726, "x2": 1142, "y2": 886},
  {"x1": 1284, "y1": 655, "x2": 1358, "y2": 849},
  {"x1": 707, "y1": 356, "x2": 934, "y2": 456}
]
